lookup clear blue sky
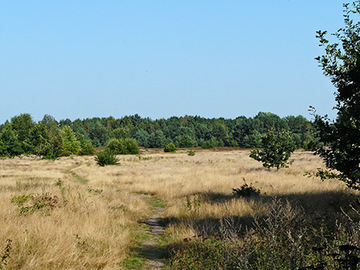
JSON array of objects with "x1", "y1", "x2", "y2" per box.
[{"x1": 0, "y1": 1, "x2": 346, "y2": 123}]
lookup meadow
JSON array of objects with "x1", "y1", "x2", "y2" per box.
[{"x1": 0, "y1": 149, "x2": 358, "y2": 269}]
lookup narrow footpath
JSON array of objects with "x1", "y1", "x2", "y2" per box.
[
  {"x1": 125, "y1": 195, "x2": 168, "y2": 270},
  {"x1": 140, "y1": 205, "x2": 166, "y2": 269}
]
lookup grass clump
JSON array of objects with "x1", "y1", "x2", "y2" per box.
[
  {"x1": 188, "y1": 150, "x2": 195, "y2": 156},
  {"x1": 95, "y1": 150, "x2": 119, "y2": 166}
]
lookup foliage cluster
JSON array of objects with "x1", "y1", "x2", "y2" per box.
[
  {"x1": 164, "y1": 142, "x2": 177, "y2": 152},
  {"x1": 95, "y1": 150, "x2": 119, "y2": 166},
  {"x1": 11, "y1": 193, "x2": 63, "y2": 215},
  {"x1": 250, "y1": 129, "x2": 296, "y2": 170},
  {"x1": 106, "y1": 138, "x2": 139, "y2": 155},
  {"x1": 0, "y1": 114, "x2": 94, "y2": 159},
  {"x1": 0, "y1": 112, "x2": 314, "y2": 159},
  {"x1": 313, "y1": 1, "x2": 360, "y2": 189}
]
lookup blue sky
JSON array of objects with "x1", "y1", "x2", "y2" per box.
[{"x1": 0, "y1": 1, "x2": 346, "y2": 123}]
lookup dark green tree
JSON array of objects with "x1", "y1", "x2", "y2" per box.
[
  {"x1": 250, "y1": 129, "x2": 296, "y2": 170},
  {"x1": 133, "y1": 129, "x2": 150, "y2": 147},
  {"x1": 0, "y1": 124, "x2": 23, "y2": 157},
  {"x1": 78, "y1": 139, "x2": 95, "y2": 156},
  {"x1": 176, "y1": 134, "x2": 197, "y2": 148},
  {"x1": 243, "y1": 130, "x2": 262, "y2": 148},
  {"x1": 313, "y1": 1, "x2": 360, "y2": 189},
  {"x1": 110, "y1": 127, "x2": 131, "y2": 139},
  {"x1": 41, "y1": 126, "x2": 63, "y2": 159},
  {"x1": 61, "y1": 126, "x2": 80, "y2": 156},
  {"x1": 148, "y1": 130, "x2": 166, "y2": 148},
  {"x1": 11, "y1": 113, "x2": 36, "y2": 153}
]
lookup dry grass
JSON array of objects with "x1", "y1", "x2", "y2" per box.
[
  {"x1": 0, "y1": 156, "x2": 149, "y2": 269},
  {"x1": 0, "y1": 149, "x2": 355, "y2": 269}
]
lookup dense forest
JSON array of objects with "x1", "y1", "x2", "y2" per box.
[{"x1": 0, "y1": 112, "x2": 315, "y2": 158}]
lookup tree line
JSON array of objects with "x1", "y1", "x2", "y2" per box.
[{"x1": 0, "y1": 112, "x2": 314, "y2": 158}]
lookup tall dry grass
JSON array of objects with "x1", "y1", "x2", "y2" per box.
[
  {"x1": 0, "y1": 149, "x2": 355, "y2": 268},
  {"x1": 0, "y1": 156, "x2": 149, "y2": 269}
]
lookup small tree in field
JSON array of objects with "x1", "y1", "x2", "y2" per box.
[
  {"x1": 250, "y1": 129, "x2": 296, "y2": 170},
  {"x1": 164, "y1": 142, "x2": 177, "y2": 153},
  {"x1": 60, "y1": 126, "x2": 80, "y2": 156},
  {"x1": 313, "y1": 1, "x2": 360, "y2": 189}
]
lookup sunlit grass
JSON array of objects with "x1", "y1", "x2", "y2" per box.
[{"x1": 0, "y1": 149, "x2": 355, "y2": 269}]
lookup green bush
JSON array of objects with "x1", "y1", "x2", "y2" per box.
[
  {"x1": 95, "y1": 150, "x2": 119, "y2": 166},
  {"x1": 188, "y1": 150, "x2": 195, "y2": 156},
  {"x1": 124, "y1": 138, "x2": 140, "y2": 154},
  {"x1": 11, "y1": 193, "x2": 62, "y2": 215},
  {"x1": 106, "y1": 138, "x2": 139, "y2": 155},
  {"x1": 106, "y1": 138, "x2": 125, "y2": 154},
  {"x1": 164, "y1": 142, "x2": 177, "y2": 153}
]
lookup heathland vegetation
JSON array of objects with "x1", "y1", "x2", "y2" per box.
[
  {"x1": 1, "y1": 150, "x2": 359, "y2": 269},
  {"x1": 2, "y1": 1, "x2": 360, "y2": 269}
]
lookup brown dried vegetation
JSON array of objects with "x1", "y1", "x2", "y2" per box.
[{"x1": 0, "y1": 150, "x2": 357, "y2": 269}]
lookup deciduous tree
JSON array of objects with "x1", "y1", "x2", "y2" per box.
[
  {"x1": 313, "y1": 1, "x2": 360, "y2": 189},
  {"x1": 250, "y1": 129, "x2": 296, "y2": 170}
]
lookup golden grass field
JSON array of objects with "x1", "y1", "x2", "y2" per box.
[{"x1": 0, "y1": 149, "x2": 355, "y2": 269}]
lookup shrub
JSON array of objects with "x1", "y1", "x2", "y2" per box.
[
  {"x1": 106, "y1": 138, "x2": 125, "y2": 154},
  {"x1": 11, "y1": 193, "x2": 62, "y2": 215},
  {"x1": 10, "y1": 194, "x2": 31, "y2": 206},
  {"x1": 232, "y1": 179, "x2": 260, "y2": 197},
  {"x1": 164, "y1": 142, "x2": 177, "y2": 153},
  {"x1": 123, "y1": 138, "x2": 140, "y2": 154},
  {"x1": 106, "y1": 138, "x2": 139, "y2": 155},
  {"x1": 95, "y1": 150, "x2": 119, "y2": 166},
  {"x1": 188, "y1": 150, "x2": 195, "y2": 156}
]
